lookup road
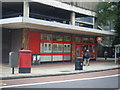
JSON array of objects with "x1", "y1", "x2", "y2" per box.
[{"x1": 1, "y1": 69, "x2": 120, "y2": 89}]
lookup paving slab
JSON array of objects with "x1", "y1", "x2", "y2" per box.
[{"x1": 1, "y1": 60, "x2": 120, "y2": 80}]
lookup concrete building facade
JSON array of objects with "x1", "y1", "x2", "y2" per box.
[{"x1": 1, "y1": 0, "x2": 115, "y2": 64}]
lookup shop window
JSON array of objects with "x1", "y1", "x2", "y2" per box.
[
  {"x1": 89, "y1": 45, "x2": 95, "y2": 53},
  {"x1": 41, "y1": 33, "x2": 52, "y2": 40},
  {"x1": 64, "y1": 44, "x2": 71, "y2": 53},
  {"x1": 64, "y1": 55, "x2": 71, "y2": 60},
  {"x1": 75, "y1": 37, "x2": 81, "y2": 42},
  {"x1": 53, "y1": 43, "x2": 63, "y2": 53},
  {"x1": 53, "y1": 35, "x2": 63, "y2": 41},
  {"x1": 40, "y1": 55, "x2": 52, "y2": 62},
  {"x1": 64, "y1": 36, "x2": 71, "y2": 42},
  {"x1": 90, "y1": 55, "x2": 95, "y2": 59},
  {"x1": 89, "y1": 38, "x2": 95, "y2": 43},
  {"x1": 83, "y1": 38, "x2": 89, "y2": 43},
  {"x1": 53, "y1": 55, "x2": 63, "y2": 61},
  {"x1": 83, "y1": 45, "x2": 89, "y2": 51},
  {"x1": 40, "y1": 43, "x2": 52, "y2": 53}
]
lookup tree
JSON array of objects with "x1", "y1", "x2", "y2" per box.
[
  {"x1": 113, "y1": 2, "x2": 120, "y2": 45},
  {"x1": 96, "y1": 2, "x2": 120, "y2": 45}
]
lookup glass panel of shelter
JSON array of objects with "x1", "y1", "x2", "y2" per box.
[
  {"x1": 75, "y1": 36, "x2": 95, "y2": 43},
  {"x1": 83, "y1": 37, "x2": 89, "y2": 43},
  {"x1": 41, "y1": 33, "x2": 72, "y2": 42},
  {"x1": 40, "y1": 43, "x2": 52, "y2": 53},
  {"x1": 64, "y1": 44, "x2": 71, "y2": 53},
  {"x1": 64, "y1": 35, "x2": 71, "y2": 42},
  {"x1": 53, "y1": 43, "x2": 63, "y2": 53},
  {"x1": 41, "y1": 33, "x2": 52, "y2": 40},
  {"x1": 89, "y1": 45, "x2": 95, "y2": 53},
  {"x1": 75, "y1": 36, "x2": 82, "y2": 42},
  {"x1": 82, "y1": 45, "x2": 95, "y2": 52},
  {"x1": 89, "y1": 38, "x2": 95, "y2": 43},
  {"x1": 40, "y1": 33, "x2": 72, "y2": 62},
  {"x1": 53, "y1": 35, "x2": 63, "y2": 41}
]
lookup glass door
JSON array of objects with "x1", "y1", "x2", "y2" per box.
[{"x1": 76, "y1": 45, "x2": 82, "y2": 57}]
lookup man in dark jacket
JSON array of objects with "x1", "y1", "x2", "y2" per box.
[{"x1": 104, "y1": 51, "x2": 108, "y2": 60}]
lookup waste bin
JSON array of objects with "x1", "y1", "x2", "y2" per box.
[
  {"x1": 9, "y1": 52, "x2": 19, "y2": 74},
  {"x1": 75, "y1": 57, "x2": 83, "y2": 70},
  {"x1": 19, "y1": 50, "x2": 32, "y2": 73},
  {"x1": 9, "y1": 52, "x2": 19, "y2": 68}
]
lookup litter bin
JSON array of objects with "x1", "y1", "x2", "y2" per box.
[
  {"x1": 75, "y1": 57, "x2": 83, "y2": 70},
  {"x1": 9, "y1": 52, "x2": 19, "y2": 74},
  {"x1": 19, "y1": 50, "x2": 32, "y2": 73}
]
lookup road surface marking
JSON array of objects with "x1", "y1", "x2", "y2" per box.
[{"x1": 2, "y1": 74, "x2": 120, "y2": 88}]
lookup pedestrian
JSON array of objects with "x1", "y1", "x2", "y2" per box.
[
  {"x1": 83, "y1": 50, "x2": 90, "y2": 66},
  {"x1": 104, "y1": 51, "x2": 108, "y2": 60}
]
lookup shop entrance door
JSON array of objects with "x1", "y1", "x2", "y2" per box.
[{"x1": 76, "y1": 45, "x2": 82, "y2": 57}]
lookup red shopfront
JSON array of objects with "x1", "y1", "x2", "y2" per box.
[
  {"x1": 75, "y1": 36, "x2": 96, "y2": 59},
  {"x1": 29, "y1": 31, "x2": 96, "y2": 64}
]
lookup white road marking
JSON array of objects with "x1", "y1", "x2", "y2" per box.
[{"x1": 2, "y1": 74, "x2": 120, "y2": 88}]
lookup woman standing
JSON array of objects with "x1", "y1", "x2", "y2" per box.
[{"x1": 83, "y1": 50, "x2": 90, "y2": 66}]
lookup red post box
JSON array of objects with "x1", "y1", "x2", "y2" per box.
[{"x1": 19, "y1": 50, "x2": 32, "y2": 73}]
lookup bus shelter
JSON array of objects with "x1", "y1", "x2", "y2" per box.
[{"x1": 115, "y1": 44, "x2": 120, "y2": 63}]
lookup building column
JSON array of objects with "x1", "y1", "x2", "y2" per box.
[
  {"x1": 22, "y1": 28, "x2": 30, "y2": 50},
  {"x1": 23, "y1": 1, "x2": 30, "y2": 50},
  {"x1": 71, "y1": 35, "x2": 76, "y2": 61},
  {"x1": 70, "y1": 12, "x2": 75, "y2": 25},
  {"x1": 93, "y1": 17, "x2": 98, "y2": 29},
  {"x1": 23, "y1": 1, "x2": 29, "y2": 17}
]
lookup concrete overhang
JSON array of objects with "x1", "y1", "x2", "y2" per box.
[
  {"x1": 31, "y1": 0, "x2": 96, "y2": 17},
  {"x1": 0, "y1": 17, "x2": 116, "y2": 36}
]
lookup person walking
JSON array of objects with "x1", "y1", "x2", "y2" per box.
[
  {"x1": 83, "y1": 50, "x2": 90, "y2": 66},
  {"x1": 104, "y1": 50, "x2": 108, "y2": 60}
]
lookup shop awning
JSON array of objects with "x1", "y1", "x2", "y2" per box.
[{"x1": 0, "y1": 17, "x2": 116, "y2": 36}]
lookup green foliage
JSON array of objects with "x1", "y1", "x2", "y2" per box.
[
  {"x1": 96, "y1": 2, "x2": 120, "y2": 45},
  {"x1": 96, "y1": 2, "x2": 117, "y2": 26},
  {"x1": 113, "y1": 2, "x2": 120, "y2": 45}
]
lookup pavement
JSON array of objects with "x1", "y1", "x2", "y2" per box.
[{"x1": 0, "y1": 58, "x2": 120, "y2": 80}]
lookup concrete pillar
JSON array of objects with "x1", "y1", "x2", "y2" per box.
[
  {"x1": 93, "y1": 17, "x2": 98, "y2": 29},
  {"x1": 23, "y1": 1, "x2": 29, "y2": 17},
  {"x1": 23, "y1": 1, "x2": 30, "y2": 50},
  {"x1": 70, "y1": 12, "x2": 75, "y2": 25},
  {"x1": 22, "y1": 28, "x2": 30, "y2": 50},
  {"x1": 71, "y1": 35, "x2": 76, "y2": 62}
]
